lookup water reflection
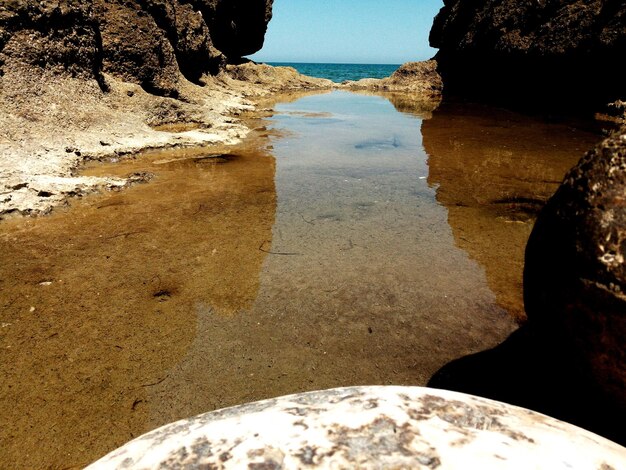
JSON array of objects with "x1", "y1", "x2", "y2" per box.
[
  {"x1": 0, "y1": 145, "x2": 277, "y2": 468},
  {"x1": 420, "y1": 102, "x2": 599, "y2": 321},
  {"x1": 150, "y1": 92, "x2": 518, "y2": 429},
  {"x1": 419, "y1": 103, "x2": 624, "y2": 444},
  {"x1": 245, "y1": 90, "x2": 516, "y2": 391}
]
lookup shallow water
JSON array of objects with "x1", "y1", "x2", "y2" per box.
[{"x1": 0, "y1": 91, "x2": 599, "y2": 468}]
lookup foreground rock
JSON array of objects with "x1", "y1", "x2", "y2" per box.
[
  {"x1": 524, "y1": 124, "x2": 626, "y2": 415},
  {"x1": 430, "y1": 0, "x2": 626, "y2": 110},
  {"x1": 88, "y1": 386, "x2": 626, "y2": 468}
]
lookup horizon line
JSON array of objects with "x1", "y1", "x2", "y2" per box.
[{"x1": 251, "y1": 60, "x2": 405, "y2": 66}]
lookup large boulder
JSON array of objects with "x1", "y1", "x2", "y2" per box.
[
  {"x1": 87, "y1": 386, "x2": 626, "y2": 469},
  {"x1": 524, "y1": 125, "x2": 626, "y2": 414},
  {"x1": 430, "y1": 0, "x2": 626, "y2": 110}
]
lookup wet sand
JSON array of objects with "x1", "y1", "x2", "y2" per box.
[{"x1": 0, "y1": 92, "x2": 600, "y2": 468}]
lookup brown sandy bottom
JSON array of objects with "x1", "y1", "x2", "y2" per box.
[{"x1": 0, "y1": 92, "x2": 600, "y2": 468}]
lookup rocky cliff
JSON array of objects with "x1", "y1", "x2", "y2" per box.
[
  {"x1": 430, "y1": 0, "x2": 626, "y2": 111},
  {"x1": 0, "y1": 0, "x2": 273, "y2": 96}
]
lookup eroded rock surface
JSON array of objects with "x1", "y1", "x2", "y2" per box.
[
  {"x1": 0, "y1": 0, "x2": 274, "y2": 92},
  {"x1": 224, "y1": 62, "x2": 334, "y2": 94},
  {"x1": 87, "y1": 386, "x2": 626, "y2": 469},
  {"x1": 430, "y1": 0, "x2": 626, "y2": 109}
]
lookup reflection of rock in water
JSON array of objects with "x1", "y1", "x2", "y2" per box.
[
  {"x1": 383, "y1": 92, "x2": 441, "y2": 119},
  {"x1": 421, "y1": 102, "x2": 599, "y2": 321},
  {"x1": 352, "y1": 90, "x2": 441, "y2": 120},
  {"x1": 150, "y1": 92, "x2": 523, "y2": 437},
  {"x1": 0, "y1": 143, "x2": 277, "y2": 468},
  {"x1": 428, "y1": 117, "x2": 626, "y2": 446}
]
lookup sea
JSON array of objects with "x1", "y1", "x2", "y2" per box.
[{"x1": 266, "y1": 62, "x2": 400, "y2": 83}]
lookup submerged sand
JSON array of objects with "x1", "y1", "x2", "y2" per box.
[{"x1": 0, "y1": 86, "x2": 601, "y2": 468}]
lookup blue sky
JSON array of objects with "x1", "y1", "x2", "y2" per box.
[{"x1": 249, "y1": 0, "x2": 444, "y2": 64}]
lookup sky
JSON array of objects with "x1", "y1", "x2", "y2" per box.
[{"x1": 249, "y1": 0, "x2": 444, "y2": 64}]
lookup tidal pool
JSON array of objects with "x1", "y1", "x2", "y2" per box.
[{"x1": 0, "y1": 91, "x2": 600, "y2": 468}]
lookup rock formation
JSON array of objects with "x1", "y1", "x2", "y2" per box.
[
  {"x1": 341, "y1": 60, "x2": 443, "y2": 98},
  {"x1": 524, "y1": 124, "x2": 626, "y2": 415},
  {"x1": 427, "y1": 0, "x2": 626, "y2": 442},
  {"x1": 0, "y1": 0, "x2": 280, "y2": 217},
  {"x1": 88, "y1": 386, "x2": 626, "y2": 468},
  {"x1": 0, "y1": 0, "x2": 274, "y2": 95},
  {"x1": 430, "y1": 0, "x2": 626, "y2": 110}
]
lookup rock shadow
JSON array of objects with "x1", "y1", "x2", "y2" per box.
[
  {"x1": 428, "y1": 322, "x2": 626, "y2": 446},
  {"x1": 420, "y1": 101, "x2": 600, "y2": 321}
]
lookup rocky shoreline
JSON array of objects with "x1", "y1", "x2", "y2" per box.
[
  {"x1": 2, "y1": 0, "x2": 626, "y2": 462},
  {"x1": 0, "y1": 58, "x2": 441, "y2": 218}
]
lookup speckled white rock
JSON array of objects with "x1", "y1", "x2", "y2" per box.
[{"x1": 88, "y1": 386, "x2": 626, "y2": 469}]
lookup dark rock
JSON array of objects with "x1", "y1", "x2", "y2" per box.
[
  {"x1": 430, "y1": 0, "x2": 626, "y2": 111},
  {"x1": 0, "y1": 0, "x2": 274, "y2": 95},
  {"x1": 524, "y1": 125, "x2": 626, "y2": 414},
  {"x1": 0, "y1": 1, "x2": 100, "y2": 78},
  {"x1": 136, "y1": 0, "x2": 223, "y2": 81},
  {"x1": 96, "y1": 1, "x2": 182, "y2": 96},
  {"x1": 207, "y1": 0, "x2": 274, "y2": 59}
]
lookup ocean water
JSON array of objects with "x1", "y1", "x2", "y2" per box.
[{"x1": 266, "y1": 62, "x2": 400, "y2": 82}]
